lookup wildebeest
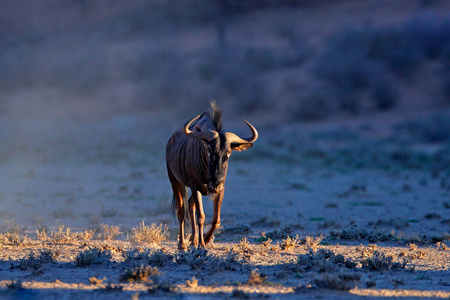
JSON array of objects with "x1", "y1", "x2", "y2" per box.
[{"x1": 166, "y1": 101, "x2": 258, "y2": 250}]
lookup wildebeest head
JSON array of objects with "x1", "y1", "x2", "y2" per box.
[{"x1": 183, "y1": 113, "x2": 258, "y2": 194}]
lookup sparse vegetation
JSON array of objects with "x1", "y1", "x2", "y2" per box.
[
  {"x1": 304, "y1": 235, "x2": 324, "y2": 251},
  {"x1": 246, "y1": 270, "x2": 268, "y2": 286},
  {"x1": 74, "y1": 247, "x2": 112, "y2": 267},
  {"x1": 120, "y1": 265, "x2": 160, "y2": 283},
  {"x1": 97, "y1": 224, "x2": 121, "y2": 241},
  {"x1": 128, "y1": 222, "x2": 169, "y2": 245},
  {"x1": 361, "y1": 251, "x2": 407, "y2": 271},
  {"x1": 290, "y1": 249, "x2": 357, "y2": 273},
  {"x1": 18, "y1": 250, "x2": 58, "y2": 270},
  {"x1": 279, "y1": 235, "x2": 300, "y2": 251},
  {"x1": 314, "y1": 272, "x2": 361, "y2": 291}
]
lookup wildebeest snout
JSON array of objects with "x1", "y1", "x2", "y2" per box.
[{"x1": 208, "y1": 182, "x2": 224, "y2": 194}]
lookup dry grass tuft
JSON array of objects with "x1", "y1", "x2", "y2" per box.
[
  {"x1": 89, "y1": 277, "x2": 106, "y2": 285},
  {"x1": 436, "y1": 241, "x2": 449, "y2": 250},
  {"x1": 186, "y1": 277, "x2": 198, "y2": 288},
  {"x1": 232, "y1": 237, "x2": 251, "y2": 253},
  {"x1": 409, "y1": 243, "x2": 418, "y2": 251},
  {"x1": 120, "y1": 265, "x2": 160, "y2": 283},
  {"x1": 0, "y1": 233, "x2": 30, "y2": 246},
  {"x1": 48, "y1": 225, "x2": 74, "y2": 244},
  {"x1": 356, "y1": 244, "x2": 378, "y2": 258},
  {"x1": 128, "y1": 222, "x2": 169, "y2": 245},
  {"x1": 279, "y1": 235, "x2": 300, "y2": 251},
  {"x1": 304, "y1": 234, "x2": 323, "y2": 251},
  {"x1": 246, "y1": 270, "x2": 268, "y2": 286},
  {"x1": 98, "y1": 223, "x2": 121, "y2": 241}
]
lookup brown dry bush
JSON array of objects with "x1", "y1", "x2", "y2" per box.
[
  {"x1": 120, "y1": 265, "x2": 160, "y2": 283},
  {"x1": 361, "y1": 251, "x2": 407, "y2": 271},
  {"x1": 176, "y1": 248, "x2": 212, "y2": 270},
  {"x1": 246, "y1": 270, "x2": 268, "y2": 286},
  {"x1": 89, "y1": 277, "x2": 106, "y2": 285},
  {"x1": 314, "y1": 273, "x2": 361, "y2": 291},
  {"x1": 222, "y1": 223, "x2": 251, "y2": 234},
  {"x1": 0, "y1": 233, "x2": 30, "y2": 246},
  {"x1": 98, "y1": 223, "x2": 121, "y2": 241},
  {"x1": 128, "y1": 222, "x2": 169, "y2": 245},
  {"x1": 279, "y1": 235, "x2": 300, "y2": 251},
  {"x1": 356, "y1": 244, "x2": 378, "y2": 258},
  {"x1": 18, "y1": 249, "x2": 60, "y2": 270},
  {"x1": 290, "y1": 249, "x2": 357, "y2": 273},
  {"x1": 304, "y1": 234, "x2": 323, "y2": 251},
  {"x1": 74, "y1": 247, "x2": 112, "y2": 267}
]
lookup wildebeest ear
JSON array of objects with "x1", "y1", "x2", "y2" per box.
[{"x1": 231, "y1": 143, "x2": 254, "y2": 152}]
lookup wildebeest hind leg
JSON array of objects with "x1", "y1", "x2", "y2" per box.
[
  {"x1": 168, "y1": 171, "x2": 187, "y2": 250},
  {"x1": 174, "y1": 188, "x2": 187, "y2": 250}
]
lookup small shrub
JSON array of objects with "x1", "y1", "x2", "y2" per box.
[
  {"x1": 148, "y1": 249, "x2": 174, "y2": 267},
  {"x1": 304, "y1": 235, "x2": 323, "y2": 252},
  {"x1": 436, "y1": 241, "x2": 449, "y2": 250},
  {"x1": 279, "y1": 235, "x2": 300, "y2": 251},
  {"x1": 266, "y1": 224, "x2": 294, "y2": 239},
  {"x1": 176, "y1": 248, "x2": 212, "y2": 270},
  {"x1": 74, "y1": 247, "x2": 112, "y2": 267},
  {"x1": 246, "y1": 270, "x2": 268, "y2": 286},
  {"x1": 330, "y1": 228, "x2": 396, "y2": 242},
  {"x1": 98, "y1": 224, "x2": 121, "y2": 241},
  {"x1": 210, "y1": 250, "x2": 246, "y2": 272},
  {"x1": 222, "y1": 223, "x2": 251, "y2": 235},
  {"x1": 232, "y1": 237, "x2": 251, "y2": 254},
  {"x1": 314, "y1": 273, "x2": 361, "y2": 291},
  {"x1": 74, "y1": 230, "x2": 95, "y2": 243},
  {"x1": 186, "y1": 277, "x2": 198, "y2": 288},
  {"x1": 89, "y1": 277, "x2": 106, "y2": 285},
  {"x1": 120, "y1": 265, "x2": 160, "y2": 283},
  {"x1": 18, "y1": 249, "x2": 60, "y2": 270},
  {"x1": 409, "y1": 243, "x2": 418, "y2": 251},
  {"x1": 356, "y1": 244, "x2": 378, "y2": 258},
  {"x1": 128, "y1": 222, "x2": 169, "y2": 245},
  {"x1": 49, "y1": 225, "x2": 75, "y2": 244},
  {"x1": 0, "y1": 233, "x2": 29, "y2": 246},
  {"x1": 291, "y1": 249, "x2": 356, "y2": 273},
  {"x1": 361, "y1": 251, "x2": 407, "y2": 271},
  {"x1": 5, "y1": 280, "x2": 24, "y2": 290}
]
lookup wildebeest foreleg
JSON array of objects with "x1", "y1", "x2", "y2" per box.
[
  {"x1": 204, "y1": 191, "x2": 223, "y2": 244},
  {"x1": 194, "y1": 191, "x2": 206, "y2": 247},
  {"x1": 188, "y1": 194, "x2": 198, "y2": 247}
]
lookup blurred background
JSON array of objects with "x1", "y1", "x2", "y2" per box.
[
  {"x1": 1, "y1": 0, "x2": 449, "y2": 123},
  {"x1": 0, "y1": 0, "x2": 450, "y2": 235}
]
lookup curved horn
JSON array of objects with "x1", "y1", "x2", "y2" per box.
[
  {"x1": 183, "y1": 115, "x2": 218, "y2": 141},
  {"x1": 226, "y1": 119, "x2": 258, "y2": 144}
]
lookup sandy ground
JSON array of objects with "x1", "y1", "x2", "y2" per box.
[{"x1": 0, "y1": 109, "x2": 449, "y2": 299}]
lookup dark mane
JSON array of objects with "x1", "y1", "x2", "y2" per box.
[{"x1": 208, "y1": 100, "x2": 223, "y2": 133}]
